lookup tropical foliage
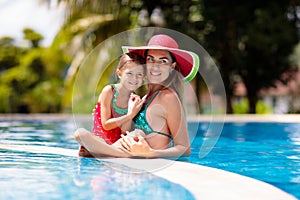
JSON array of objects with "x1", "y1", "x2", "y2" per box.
[
  {"x1": 0, "y1": 28, "x2": 68, "y2": 113},
  {"x1": 0, "y1": 0, "x2": 300, "y2": 114},
  {"x1": 201, "y1": 0, "x2": 300, "y2": 113}
]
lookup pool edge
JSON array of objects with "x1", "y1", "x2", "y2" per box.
[
  {"x1": 0, "y1": 143, "x2": 296, "y2": 200},
  {"x1": 102, "y1": 158, "x2": 297, "y2": 200}
]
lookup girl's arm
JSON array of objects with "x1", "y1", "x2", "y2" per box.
[
  {"x1": 100, "y1": 86, "x2": 144, "y2": 131},
  {"x1": 118, "y1": 94, "x2": 144, "y2": 133}
]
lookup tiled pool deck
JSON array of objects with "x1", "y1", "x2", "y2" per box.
[{"x1": 1, "y1": 114, "x2": 299, "y2": 199}]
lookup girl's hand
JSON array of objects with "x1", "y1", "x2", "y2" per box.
[{"x1": 127, "y1": 94, "x2": 145, "y2": 119}]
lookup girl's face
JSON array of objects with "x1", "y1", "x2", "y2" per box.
[
  {"x1": 146, "y1": 50, "x2": 176, "y2": 84},
  {"x1": 118, "y1": 62, "x2": 144, "y2": 91}
]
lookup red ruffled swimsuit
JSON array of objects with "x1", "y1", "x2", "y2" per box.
[{"x1": 92, "y1": 85, "x2": 128, "y2": 145}]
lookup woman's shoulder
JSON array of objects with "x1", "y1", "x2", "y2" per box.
[
  {"x1": 157, "y1": 88, "x2": 183, "y2": 114},
  {"x1": 158, "y1": 88, "x2": 180, "y2": 103},
  {"x1": 160, "y1": 88, "x2": 178, "y2": 96}
]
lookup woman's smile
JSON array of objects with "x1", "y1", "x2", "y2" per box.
[{"x1": 150, "y1": 70, "x2": 162, "y2": 76}]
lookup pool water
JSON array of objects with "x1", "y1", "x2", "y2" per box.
[
  {"x1": 0, "y1": 120, "x2": 194, "y2": 200},
  {"x1": 188, "y1": 122, "x2": 300, "y2": 199},
  {"x1": 0, "y1": 120, "x2": 299, "y2": 199}
]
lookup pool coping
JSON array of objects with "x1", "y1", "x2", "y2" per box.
[
  {"x1": 0, "y1": 143, "x2": 296, "y2": 200},
  {"x1": 101, "y1": 158, "x2": 297, "y2": 200}
]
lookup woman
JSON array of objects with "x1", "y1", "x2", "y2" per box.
[{"x1": 74, "y1": 34, "x2": 199, "y2": 158}]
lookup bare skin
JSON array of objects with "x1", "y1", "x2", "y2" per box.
[
  {"x1": 117, "y1": 50, "x2": 190, "y2": 157},
  {"x1": 76, "y1": 93, "x2": 144, "y2": 158},
  {"x1": 76, "y1": 58, "x2": 145, "y2": 157},
  {"x1": 74, "y1": 49, "x2": 190, "y2": 158},
  {"x1": 74, "y1": 128, "x2": 130, "y2": 158},
  {"x1": 119, "y1": 85, "x2": 190, "y2": 158}
]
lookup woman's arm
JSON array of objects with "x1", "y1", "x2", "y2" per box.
[
  {"x1": 164, "y1": 91, "x2": 190, "y2": 156},
  {"x1": 120, "y1": 91, "x2": 190, "y2": 158}
]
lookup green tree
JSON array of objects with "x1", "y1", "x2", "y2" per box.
[
  {"x1": 0, "y1": 28, "x2": 67, "y2": 113},
  {"x1": 56, "y1": 0, "x2": 214, "y2": 114},
  {"x1": 48, "y1": 0, "x2": 300, "y2": 114},
  {"x1": 0, "y1": 36, "x2": 23, "y2": 112},
  {"x1": 201, "y1": 0, "x2": 299, "y2": 113},
  {"x1": 48, "y1": 0, "x2": 137, "y2": 112},
  {"x1": 0, "y1": 36, "x2": 23, "y2": 71},
  {"x1": 23, "y1": 28, "x2": 44, "y2": 48}
]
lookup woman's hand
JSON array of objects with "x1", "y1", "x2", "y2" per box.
[{"x1": 119, "y1": 130, "x2": 153, "y2": 157}]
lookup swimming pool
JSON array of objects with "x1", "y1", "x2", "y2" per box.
[
  {"x1": 188, "y1": 121, "x2": 300, "y2": 199},
  {"x1": 0, "y1": 117, "x2": 299, "y2": 199},
  {"x1": 0, "y1": 120, "x2": 194, "y2": 200}
]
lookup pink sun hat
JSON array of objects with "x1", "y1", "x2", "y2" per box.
[{"x1": 122, "y1": 34, "x2": 200, "y2": 82}]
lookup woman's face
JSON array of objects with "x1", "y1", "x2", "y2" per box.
[{"x1": 146, "y1": 50, "x2": 176, "y2": 84}]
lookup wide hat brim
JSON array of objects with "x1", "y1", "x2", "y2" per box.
[{"x1": 122, "y1": 45, "x2": 199, "y2": 82}]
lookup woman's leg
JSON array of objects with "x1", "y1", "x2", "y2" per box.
[{"x1": 74, "y1": 128, "x2": 130, "y2": 158}]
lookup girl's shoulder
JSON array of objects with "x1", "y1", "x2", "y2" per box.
[
  {"x1": 102, "y1": 84, "x2": 114, "y2": 94},
  {"x1": 98, "y1": 85, "x2": 114, "y2": 101}
]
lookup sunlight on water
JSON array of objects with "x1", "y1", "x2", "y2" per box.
[
  {"x1": 0, "y1": 120, "x2": 300, "y2": 199},
  {"x1": 0, "y1": 120, "x2": 194, "y2": 200}
]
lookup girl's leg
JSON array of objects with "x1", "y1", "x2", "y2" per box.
[{"x1": 74, "y1": 128, "x2": 130, "y2": 158}]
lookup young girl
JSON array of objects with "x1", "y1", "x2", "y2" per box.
[{"x1": 79, "y1": 52, "x2": 145, "y2": 156}]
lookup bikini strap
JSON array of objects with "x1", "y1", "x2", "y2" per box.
[
  {"x1": 152, "y1": 131, "x2": 173, "y2": 140},
  {"x1": 144, "y1": 90, "x2": 160, "y2": 108},
  {"x1": 110, "y1": 84, "x2": 117, "y2": 94},
  {"x1": 110, "y1": 84, "x2": 127, "y2": 115}
]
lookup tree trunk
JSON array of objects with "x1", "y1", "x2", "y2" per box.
[
  {"x1": 223, "y1": 74, "x2": 233, "y2": 114},
  {"x1": 247, "y1": 91, "x2": 258, "y2": 114},
  {"x1": 226, "y1": 92, "x2": 233, "y2": 114}
]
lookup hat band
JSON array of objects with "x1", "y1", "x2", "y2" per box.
[{"x1": 184, "y1": 51, "x2": 199, "y2": 82}]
